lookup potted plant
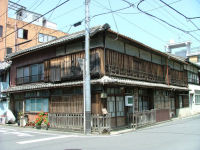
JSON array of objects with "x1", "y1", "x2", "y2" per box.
[{"x1": 35, "y1": 112, "x2": 50, "y2": 130}]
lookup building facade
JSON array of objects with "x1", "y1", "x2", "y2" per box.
[
  {"x1": 0, "y1": 0, "x2": 66, "y2": 61},
  {"x1": 4, "y1": 24, "x2": 189, "y2": 131}
]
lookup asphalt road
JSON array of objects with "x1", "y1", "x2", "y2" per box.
[{"x1": 0, "y1": 115, "x2": 200, "y2": 150}]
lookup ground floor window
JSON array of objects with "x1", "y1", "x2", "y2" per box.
[
  {"x1": 107, "y1": 96, "x2": 115, "y2": 117},
  {"x1": 25, "y1": 98, "x2": 49, "y2": 112},
  {"x1": 107, "y1": 96, "x2": 124, "y2": 117},
  {"x1": 195, "y1": 95, "x2": 200, "y2": 104}
]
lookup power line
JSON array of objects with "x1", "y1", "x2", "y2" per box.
[
  {"x1": 137, "y1": 0, "x2": 200, "y2": 43},
  {"x1": 150, "y1": 0, "x2": 200, "y2": 39},
  {"x1": 91, "y1": 3, "x2": 134, "y2": 19},
  {"x1": 1, "y1": 0, "x2": 71, "y2": 40},
  {"x1": 30, "y1": 0, "x2": 46, "y2": 11},
  {"x1": 92, "y1": 0, "x2": 166, "y2": 43},
  {"x1": 108, "y1": 0, "x2": 119, "y2": 40},
  {"x1": 160, "y1": 0, "x2": 200, "y2": 20},
  {"x1": 159, "y1": 0, "x2": 200, "y2": 35},
  {"x1": 19, "y1": 0, "x2": 63, "y2": 50},
  {"x1": 117, "y1": 0, "x2": 182, "y2": 15}
]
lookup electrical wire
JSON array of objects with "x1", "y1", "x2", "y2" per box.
[
  {"x1": 159, "y1": 0, "x2": 200, "y2": 37},
  {"x1": 149, "y1": 0, "x2": 200, "y2": 39},
  {"x1": 1, "y1": 0, "x2": 71, "y2": 40},
  {"x1": 108, "y1": 0, "x2": 119, "y2": 40},
  {"x1": 117, "y1": 0, "x2": 182, "y2": 15},
  {"x1": 137, "y1": 0, "x2": 200, "y2": 43},
  {"x1": 30, "y1": 0, "x2": 46, "y2": 11},
  {"x1": 159, "y1": 0, "x2": 200, "y2": 20},
  {"x1": 92, "y1": 0, "x2": 166, "y2": 43},
  {"x1": 91, "y1": 3, "x2": 134, "y2": 19},
  {"x1": 19, "y1": 0, "x2": 64, "y2": 49}
]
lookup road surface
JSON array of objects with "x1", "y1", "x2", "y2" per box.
[{"x1": 0, "y1": 115, "x2": 200, "y2": 150}]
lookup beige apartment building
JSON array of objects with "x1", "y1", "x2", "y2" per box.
[{"x1": 0, "y1": 0, "x2": 66, "y2": 61}]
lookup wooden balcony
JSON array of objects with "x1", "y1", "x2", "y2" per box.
[{"x1": 105, "y1": 64, "x2": 165, "y2": 84}]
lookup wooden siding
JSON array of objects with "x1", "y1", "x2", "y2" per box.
[
  {"x1": 105, "y1": 49, "x2": 187, "y2": 87},
  {"x1": 10, "y1": 47, "x2": 56, "y2": 86},
  {"x1": 105, "y1": 49, "x2": 165, "y2": 83},
  {"x1": 46, "y1": 49, "x2": 104, "y2": 82},
  {"x1": 49, "y1": 93, "x2": 102, "y2": 114}
]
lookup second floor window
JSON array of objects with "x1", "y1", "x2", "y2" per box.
[
  {"x1": 18, "y1": 28, "x2": 28, "y2": 39},
  {"x1": 38, "y1": 33, "x2": 56, "y2": 43},
  {"x1": 16, "y1": 63, "x2": 44, "y2": 85}
]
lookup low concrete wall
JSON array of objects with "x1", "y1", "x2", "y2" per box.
[{"x1": 176, "y1": 107, "x2": 191, "y2": 118}]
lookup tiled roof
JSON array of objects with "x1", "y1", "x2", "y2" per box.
[
  {"x1": 3, "y1": 76, "x2": 188, "y2": 93},
  {"x1": 0, "y1": 61, "x2": 11, "y2": 71},
  {"x1": 6, "y1": 24, "x2": 110, "y2": 60}
]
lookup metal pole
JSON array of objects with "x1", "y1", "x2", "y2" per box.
[
  {"x1": 85, "y1": 0, "x2": 91, "y2": 134},
  {"x1": 83, "y1": 59, "x2": 86, "y2": 134}
]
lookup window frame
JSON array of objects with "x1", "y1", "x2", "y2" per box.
[
  {"x1": 0, "y1": 25, "x2": 3, "y2": 37},
  {"x1": 17, "y1": 28, "x2": 28, "y2": 39},
  {"x1": 25, "y1": 98, "x2": 49, "y2": 113}
]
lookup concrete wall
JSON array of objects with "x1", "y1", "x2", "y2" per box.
[{"x1": 189, "y1": 84, "x2": 200, "y2": 114}]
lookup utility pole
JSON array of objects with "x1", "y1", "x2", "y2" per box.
[{"x1": 84, "y1": 0, "x2": 91, "y2": 134}]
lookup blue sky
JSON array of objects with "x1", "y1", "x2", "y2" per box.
[{"x1": 8, "y1": 0, "x2": 200, "y2": 53}]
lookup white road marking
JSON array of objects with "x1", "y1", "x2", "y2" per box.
[
  {"x1": 23, "y1": 130, "x2": 58, "y2": 136},
  {"x1": 17, "y1": 134, "x2": 120, "y2": 144},
  {"x1": 16, "y1": 135, "x2": 73, "y2": 144},
  {"x1": 0, "y1": 130, "x2": 6, "y2": 133}
]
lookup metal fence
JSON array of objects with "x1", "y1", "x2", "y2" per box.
[{"x1": 48, "y1": 113, "x2": 111, "y2": 133}]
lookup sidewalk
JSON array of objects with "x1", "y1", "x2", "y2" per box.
[{"x1": 1, "y1": 113, "x2": 200, "y2": 136}]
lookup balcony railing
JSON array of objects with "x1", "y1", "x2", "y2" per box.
[
  {"x1": 106, "y1": 64, "x2": 165, "y2": 84},
  {"x1": 16, "y1": 74, "x2": 44, "y2": 85}
]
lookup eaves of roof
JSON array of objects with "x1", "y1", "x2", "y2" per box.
[
  {"x1": 6, "y1": 24, "x2": 110, "y2": 60},
  {"x1": 6, "y1": 23, "x2": 186, "y2": 64},
  {"x1": 3, "y1": 76, "x2": 188, "y2": 93}
]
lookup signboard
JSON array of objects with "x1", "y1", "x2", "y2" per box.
[{"x1": 125, "y1": 96, "x2": 133, "y2": 106}]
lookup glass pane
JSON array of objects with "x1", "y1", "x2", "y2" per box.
[
  {"x1": 44, "y1": 35, "x2": 48, "y2": 42},
  {"x1": 26, "y1": 99, "x2": 31, "y2": 112},
  {"x1": 38, "y1": 63, "x2": 44, "y2": 80},
  {"x1": 36, "y1": 99, "x2": 41, "y2": 111},
  {"x1": 18, "y1": 29, "x2": 23, "y2": 38},
  {"x1": 39, "y1": 33, "x2": 44, "y2": 43},
  {"x1": 23, "y1": 66, "x2": 29, "y2": 83},
  {"x1": 31, "y1": 64, "x2": 38, "y2": 75},
  {"x1": 17, "y1": 68, "x2": 23, "y2": 78},
  {"x1": 31, "y1": 64, "x2": 38, "y2": 82},
  {"x1": 31, "y1": 99, "x2": 36, "y2": 111},
  {"x1": 42, "y1": 99, "x2": 49, "y2": 112}
]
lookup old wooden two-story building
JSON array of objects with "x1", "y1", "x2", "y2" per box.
[{"x1": 4, "y1": 24, "x2": 189, "y2": 131}]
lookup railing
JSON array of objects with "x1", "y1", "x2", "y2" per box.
[
  {"x1": 128, "y1": 109, "x2": 156, "y2": 128},
  {"x1": 48, "y1": 113, "x2": 111, "y2": 133},
  {"x1": 16, "y1": 74, "x2": 44, "y2": 85},
  {"x1": 170, "y1": 78, "x2": 187, "y2": 87},
  {"x1": 106, "y1": 65, "x2": 165, "y2": 84}
]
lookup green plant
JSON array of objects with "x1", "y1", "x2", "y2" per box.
[
  {"x1": 17, "y1": 112, "x2": 24, "y2": 120},
  {"x1": 35, "y1": 112, "x2": 50, "y2": 127}
]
